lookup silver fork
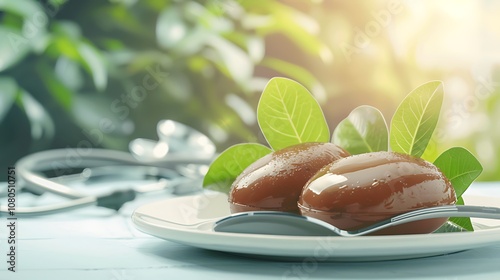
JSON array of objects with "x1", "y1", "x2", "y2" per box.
[{"x1": 213, "y1": 205, "x2": 500, "y2": 236}]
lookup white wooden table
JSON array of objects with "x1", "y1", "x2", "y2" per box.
[{"x1": 1, "y1": 182, "x2": 499, "y2": 280}]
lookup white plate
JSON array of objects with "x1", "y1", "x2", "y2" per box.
[{"x1": 131, "y1": 192, "x2": 500, "y2": 261}]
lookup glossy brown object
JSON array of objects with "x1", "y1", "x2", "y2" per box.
[
  {"x1": 298, "y1": 151, "x2": 456, "y2": 235},
  {"x1": 229, "y1": 142, "x2": 350, "y2": 214}
]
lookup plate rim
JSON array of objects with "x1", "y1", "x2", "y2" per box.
[{"x1": 131, "y1": 193, "x2": 500, "y2": 261}]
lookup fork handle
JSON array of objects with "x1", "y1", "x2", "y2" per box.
[
  {"x1": 391, "y1": 205, "x2": 500, "y2": 224},
  {"x1": 348, "y1": 205, "x2": 500, "y2": 236}
]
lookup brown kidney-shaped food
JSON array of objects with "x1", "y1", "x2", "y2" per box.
[
  {"x1": 229, "y1": 142, "x2": 350, "y2": 214},
  {"x1": 298, "y1": 151, "x2": 456, "y2": 235}
]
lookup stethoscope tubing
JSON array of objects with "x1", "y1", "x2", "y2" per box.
[
  {"x1": 0, "y1": 148, "x2": 214, "y2": 216},
  {"x1": 17, "y1": 148, "x2": 213, "y2": 198}
]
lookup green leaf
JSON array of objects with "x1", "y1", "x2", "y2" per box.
[
  {"x1": 36, "y1": 61, "x2": 73, "y2": 110},
  {"x1": 434, "y1": 221, "x2": 468, "y2": 233},
  {"x1": 332, "y1": 105, "x2": 388, "y2": 155},
  {"x1": 49, "y1": 36, "x2": 80, "y2": 60},
  {"x1": 47, "y1": 26, "x2": 107, "y2": 92},
  {"x1": 0, "y1": 1, "x2": 48, "y2": 55},
  {"x1": 77, "y1": 42, "x2": 107, "y2": 91},
  {"x1": 203, "y1": 143, "x2": 272, "y2": 193},
  {"x1": 433, "y1": 147, "x2": 481, "y2": 232},
  {"x1": 257, "y1": 77, "x2": 329, "y2": 150},
  {"x1": 433, "y1": 147, "x2": 483, "y2": 198},
  {"x1": 156, "y1": 7, "x2": 188, "y2": 49},
  {"x1": 420, "y1": 135, "x2": 440, "y2": 162},
  {"x1": 53, "y1": 21, "x2": 82, "y2": 41},
  {"x1": 54, "y1": 56, "x2": 84, "y2": 91},
  {"x1": 0, "y1": 76, "x2": 18, "y2": 120},
  {"x1": 449, "y1": 197, "x2": 474, "y2": 231},
  {"x1": 0, "y1": 0, "x2": 43, "y2": 21},
  {"x1": 246, "y1": 36, "x2": 265, "y2": 63},
  {"x1": 17, "y1": 89, "x2": 55, "y2": 141},
  {"x1": 0, "y1": 26, "x2": 30, "y2": 72},
  {"x1": 390, "y1": 81, "x2": 444, "y2": 157},
  {"x1": 206, "y1": 35, "x2": 253, "y2": 84},
  {"x1": 249, "y1": 1, "x2": 332, "y2": 63}
]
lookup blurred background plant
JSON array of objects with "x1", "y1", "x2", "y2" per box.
[{"x1": 1, "y1": 0, "x2": 499, "y2": 181}]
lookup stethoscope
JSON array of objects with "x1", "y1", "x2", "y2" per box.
[{"x1": 0, "y1": 120, "x2": 216, "y2": 216}]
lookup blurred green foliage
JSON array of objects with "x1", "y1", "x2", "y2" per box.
[
  {"x1": 1, "y1": 0, "x2": 499, "y2": 181},
  {"x1": 0, "y1": 0, "x2": 328, "y2": 175}
]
